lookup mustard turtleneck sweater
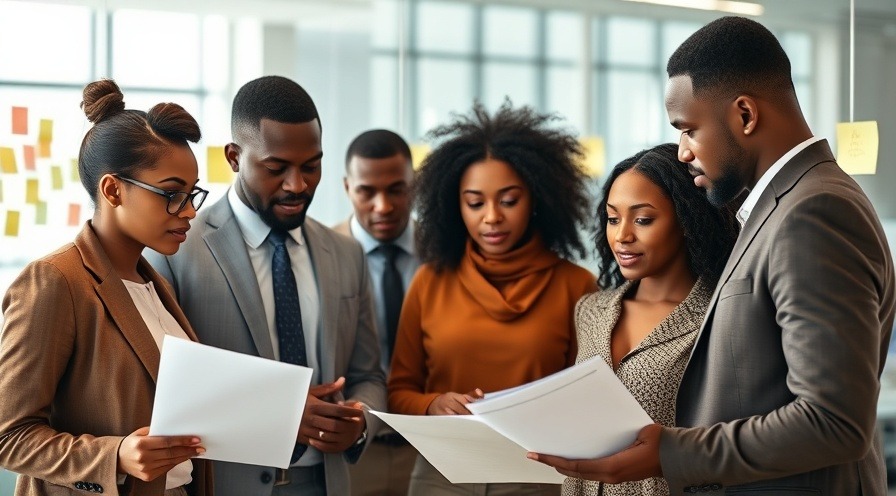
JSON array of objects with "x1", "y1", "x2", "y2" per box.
[{"x1": 388, "y1": 236, "x2": 597, "y2": 415}]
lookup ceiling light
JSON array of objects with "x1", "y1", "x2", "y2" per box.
[{"x1": 622, "y1": 0, "x2": 764, "y2": 16}]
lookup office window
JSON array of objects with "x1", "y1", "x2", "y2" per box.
[
  {"x1": 483, "y1": 5, "x2": 538, "y2": 58},
  {"x1": 416, "y1": 58, "x2": 474, "y2": 137},
  {"x1": 483, "y1": 62, "x2": 537, "y2": 109},
  {"x1": 416, "y1": 1, "x2": 474, "y2": 54},
  {"x1": 112, "y1": 10, "x2": 202, "y2": 90}
]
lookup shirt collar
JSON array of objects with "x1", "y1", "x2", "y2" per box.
[
  {"x1": 736, "y1": 135, "x2": 823, "y2": 226},
  {"x1": 227, "y1": 186, "x2": 304, "y2": 249},
  {"x1": 349, "y1": 215, "x2": 415, "y2": 255}
]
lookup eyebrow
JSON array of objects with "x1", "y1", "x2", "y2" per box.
[
  {"x1": 157, "y1": 177, "x2": 188, "y2": 187},
  {"x1": 260, "y1": 151, "x2": 324, "y2": 165},
  {"x1": 462, "y1": 185, "x2": 523, "y2": 195},
  {"x1": 606, "y1": 202, "x2": 657, "y2": 211}
]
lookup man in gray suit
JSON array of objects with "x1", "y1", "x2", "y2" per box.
[
  {"x1": 333, "y1": 129, "x2": 420, "y2": 496},
  {"x1": 531, "y1": 16, "x2": 895, "y2": 495},
  {"x1": 147, "y1": 75, "x2": 386, "y2": 496}
]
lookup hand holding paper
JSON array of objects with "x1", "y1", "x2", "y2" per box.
[
  {"x1": 300, "y1": 378, "x2": 367, "y2": 453},
  {"x1": 117, "y1": 426, "x2": 204, "y2": 482}
]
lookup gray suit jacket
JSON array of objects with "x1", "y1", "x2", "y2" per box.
[
  {"x1": 659, "y1": 140, "x2": 896, "y2": 495},
  {"x1": 146, "y1": 195, "x2": 386, "y2": 496}
]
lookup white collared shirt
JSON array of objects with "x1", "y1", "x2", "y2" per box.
[
  {"x1": 736, "y1": 136, "x2": 824, "y2": 226},
  {"x1": 227, "y1": 187, "x2": 322, "y2": 467},
  {"x1": 348, "y1": 216, "x2": 420, "y2": 372},
  {"x1": 122, "y1": 279, "x2": 193, "y2": 489}
]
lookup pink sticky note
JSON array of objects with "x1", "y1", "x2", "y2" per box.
[
  {"x1": 67, "y1": 203, "x2": 81, "y2": 227},
  {"x1": 12, "y1": 107, "x2": 28, "y2": 135},
  {"x1": 23, "y1": 145, "x2": 35, "y2": 171}
]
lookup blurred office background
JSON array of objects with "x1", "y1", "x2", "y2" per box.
[{"x1": 1, "y1": 0, "x2": 896, "y2": 492}]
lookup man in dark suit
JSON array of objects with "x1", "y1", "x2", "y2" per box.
[
  {"x1": 333, "y1": 129, "x2": 420, "y2": 496},
  {"x1": 532, "y1": 16, "x2": 895, "y2": 495},
  {"x1": 147, "y1": 76, "x2": 386, "y2": 496}
]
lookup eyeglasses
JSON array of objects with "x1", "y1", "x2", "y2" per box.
[{"x1": 116, "y1": 175, "x2": 209, "y2": 215}]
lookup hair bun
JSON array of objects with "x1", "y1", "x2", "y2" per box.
[{"x1": 81, "y1": 79, "x2": 125, "y2": 123}]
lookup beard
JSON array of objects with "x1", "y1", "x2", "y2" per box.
[
  {"x1": 258, "y1": 192, "x2": 314, "y2": 231},
  {"x1": 706, "y1": 127, "x2": 748, "y2": 207}
]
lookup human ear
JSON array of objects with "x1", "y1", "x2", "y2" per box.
[
  {"x1": 733, "y1": 96, "x2": 759, "y2": 135},
  {"x1": 98, "y1": 174, "x2": 121, "y2": 208},
  {"x1": 224, "y1": 143, "x2": 241, "y2": 172}
]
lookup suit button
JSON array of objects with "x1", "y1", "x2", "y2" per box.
[
  {"x1": 261, "y1": 471, "x2": 273, "y2": 484},
  {"x1": 685, "y1": 487, "x2": 698, "y2": 493},
  {"x1": 710, "y1": 483, "x2": 721, "y2": 490},
  {"x1": 74, "y1": 482, "x2": 85, "y2": 490}
]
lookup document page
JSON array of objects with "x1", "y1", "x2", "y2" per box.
[
  {"x1": 467, "y1": 356, "x2": 652, "y2": 458},
  {"x1": 149, "y1": 336, "x2": 313, "y2": 468},
  {"x1": 371, "y1": 411, "x2": 565, "y2": 484}
]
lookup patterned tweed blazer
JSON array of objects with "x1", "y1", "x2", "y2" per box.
[{"x1": 562, "y1": 277, "x2": 714, "y2": 496}]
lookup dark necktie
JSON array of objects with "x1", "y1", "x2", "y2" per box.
[
  {"x1": 378, "y1": 244, "x2": 404, "y2": 362},
  {"x1": 269, "y1": 230, "x2": 308, "y2": 462}
]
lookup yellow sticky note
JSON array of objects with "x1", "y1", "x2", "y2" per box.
[
  {"x1": 35, "y1": 201, "x2": 47, "y2": 225},
  {"x1": 70, "y1": 159, "x2": 80, "y2": 182},
  {"x1": 5, "y1": 211, "x2": 20, "y2": 237},
  {"x1": 25, "y1": 178, "x2": 39, "y2": 204},
  {"x1": 206, "y1": 146, "x2": 233, "y2": 184},
  {"x1": 37, "y1": 140, "x2": 51, "y2": 158},
  {"x1": 12, "y1": 106, "x2": 28, "y2": 135},
  {"x1": 39, "y1": 119, "x2": 53, "y2": 143},
  {"x1": 836, "y1": 121, "x2": 879, "y2": 175},
  {"x1": 0, "y1": 147, "x2": 17, "y2": 173},
  {"x1": 579, "y1": 136, "x2": 607, "y2": 178},
  {"x1": 51, "y1": 166, "x2": 63, "y2": 190},
  {"x1": 409, "y1": 143, "x2": 431, "y2": 171}
]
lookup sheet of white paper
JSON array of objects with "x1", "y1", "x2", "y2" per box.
[
  {"x1": 467, "y1": 356, "x2": 652, "y2": 459},
  {"x1": 371, "y1": 411, "x2": 564, "y2": 484},
  {"x1": 149, "y1": 336, "x2": 313, "y2": 468}
]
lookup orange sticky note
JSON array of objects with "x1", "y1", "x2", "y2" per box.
[
  {"x1": 5, "y1": 211, "x2": 20, "y2": 237},
  {"x1": 51, "y1": 166, "x2": 63, "y2": 190},
  {"x1": 23, "y1": 145, "x2": 36, "y2": 170},
  {"x1": 35, "y1": 201, "x2": 47, "y2": 225},
  {"x1": 0, "y1": 147, "x2": 16, "y2": 173},
  {"x1": 206, "y1": 146, "x2": 233, "y2": 184},
  {"x1": 37, "y1": 140, "x2": 51, "y2": 158},
  {"x1": 12, "y1": 107, "x2": 28, "y2": 135},
  {"x1": 25, "y1": 178, "x2": 39, "y2": 204},
  {"x1": 67, "y1": 203, "x2": 81, "y2": 227}
]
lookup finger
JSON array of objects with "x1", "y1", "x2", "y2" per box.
[
  {"x1": 465, "y1": 388, "x2": 484, "y2": 399},
  {"x1": 527, "y1": 452, "x2": 574, "y2": 470},
  {"x1": 309, "y1": 401, "x2": 364, "y2": 419},
  {"x1": 129, "y1": 426, "x2": 151, "y2": 437},
  {"x1": 309, "y1": 377, "x2": 346, "y2": 398}
]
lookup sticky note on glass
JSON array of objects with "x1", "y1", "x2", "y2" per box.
[
  {"x1": 12, "y1": 107, "x2": 28, "y2": 135},
  {"x1": 836, "y1": 121, "x2": 879, "y2": 175},
  {"x1": 579, "y1": 136, "x2": 607, "y2": 178},
  {"x1": 5, "y1": 211, "x2": 20, "y2": 237},
  {"x1": 70, "y1": 159, "x2": 80, "y2": 182},
  {"x1": 35, "y1": 201, "x2": 47, "y2": 225},
  {"x1": 207, "y1": 146, "x2": 233, "y2": 184},
  {"x1": 409, "y1": 143, "x2": 431, "y2": 171},
  {"x1": 25, "y1": 178, "x2": 39, "y2": 204},
  {"x1": 68, "y1": 203, "x2": 81, "y2": 227},
  {"x1": 1, "y1": 147, "x2": 17, "y2": 173},
  {"x1": 23, "y1": 145, "x2": 36, "y2": 171},
  {"x1": 51, "y1": 166, "x2": 63, "y2": 190}
]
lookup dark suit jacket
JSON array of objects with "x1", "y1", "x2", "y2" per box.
[
  {"x1": 146, "y1": 195, "x2": 386, "y2": 496},
  {"x1": 0, "y1": 222, "x2": 212, "y2": 496},
  {"x1": 659, "y1": 140, "x2": 896, "y2": 495}
]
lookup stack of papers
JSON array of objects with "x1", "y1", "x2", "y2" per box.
[{"x1": 371, "y1": 356, "x2": 651, "y2": 484}]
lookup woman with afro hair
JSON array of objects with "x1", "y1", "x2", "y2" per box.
[{"x1": 387, "y1": 101, "x2": 597, "y2": 496}]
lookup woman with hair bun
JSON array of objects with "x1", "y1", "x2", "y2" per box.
[{"x1": 0, "y1": 79, "x2": 212, "y2": 496}]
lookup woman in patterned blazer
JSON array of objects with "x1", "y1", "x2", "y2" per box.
[{"x1": 563, "y1": 143, "x2": 738, "y2": 496}]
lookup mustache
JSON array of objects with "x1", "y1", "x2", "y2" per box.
[{"x1": 272, "y1": 193, "x2": 312, "y2": 205}]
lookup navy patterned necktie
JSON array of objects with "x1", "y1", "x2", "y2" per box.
[
  {"x1": 378, "y1": 244, "x2": 404, "y2": 362},
  {"x1": 269, "y1": 230, "x2": 308, "y2": 462},
  {"x1": 269, "y1": 230, "x2": 308, "y2": 367}
]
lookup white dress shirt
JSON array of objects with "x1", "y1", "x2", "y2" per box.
[
  {"x1": 736, "y1": 136, "x2": 824, "y2": 226},
  {"x1": 349, "y1": 216, "x2": 420, "y2": 373},
  {"x1": 227, "y1": 187, "x2": 323, "y2": 467},
  {"x1": 122, "y1": 279, "x2": 193, "y2": 489}
]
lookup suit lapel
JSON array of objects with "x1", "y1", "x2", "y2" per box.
[
  {"x1": 303, "y1": 218, "x2": 338, "y2": 383},
  {"x1": 202, "y1": 198, "x2": 275, "y2": 359},
  {"x1": 75, "y1": 224, "x2": 161, "y2": 382},
  {"x1": 688, "y1": 140, "x2": 837, "y2": 356}
]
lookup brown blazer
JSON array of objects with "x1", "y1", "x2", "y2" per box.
[{"x1": 0, "y1": 223, "x2": 212, "y2": 496}]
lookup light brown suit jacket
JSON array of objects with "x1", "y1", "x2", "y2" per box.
[
  {"x1": 332, "y1": 218, "x2": 351, "y2": 238},
  {"x1": 0, "y1": 223, "x2": 212, "y2": 496}
]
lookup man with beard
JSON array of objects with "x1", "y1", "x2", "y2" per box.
[
  {"x1": 332, "y1": 129, "x2": 420, "y2": 496},
  {"x1": 530, "y1": 16, "x2": 895, "y2": 495},
  {"x1": 147, "y1": 75, "x2": 386, "y2": 496}
]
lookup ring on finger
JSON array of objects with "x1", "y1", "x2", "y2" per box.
[{"x1": 318, "y1": 430, "x2": 325, "y2": 440}]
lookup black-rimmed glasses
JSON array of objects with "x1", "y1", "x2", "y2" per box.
[{"x1": 116, "y1": 175, "x2": 209, "y2": 215}]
